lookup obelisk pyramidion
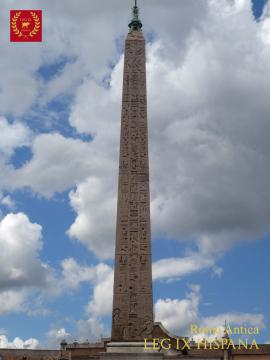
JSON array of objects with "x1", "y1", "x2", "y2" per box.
[{"x1": 111, "y1": 1, "x2": 154, "y2": 342}]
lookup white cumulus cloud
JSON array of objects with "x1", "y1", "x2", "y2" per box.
[
  {"x1": 62, "y1": 0, "x2": 270, "y2": 266},
  {"x1": 0, "y1": 335, "x2": 39, "y2": 349},
  {"x1": 153, "y1": 254, "x2": 216, "y2": 281},
  {"x1": 155, "y1": 285, "x2": 265, "y2": 336},
  {"x1": 0, "y1": 213, "x2": 55, "y2": 314}
]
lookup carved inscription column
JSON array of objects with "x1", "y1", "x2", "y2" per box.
[{"x1": 112, "y1": 29, "x2": 154, "y2": 341}]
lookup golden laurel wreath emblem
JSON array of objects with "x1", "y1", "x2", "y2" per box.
[{"x1": 11, "y1": 11, "x2": 41, "y2": 38}]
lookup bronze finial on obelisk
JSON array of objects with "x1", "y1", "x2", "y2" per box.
[
  {"x1": 111, "y1": 1, "x2": 154, "y2": 341},
  {"x1": 128, "y1": 0, "x2": 142, "y2": 32}
]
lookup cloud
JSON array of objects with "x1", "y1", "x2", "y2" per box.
[
  {"x1": 60, "y1": 258, "x2": 112, "y2": 296},
  {"x1": 47, "y1": 328, "x2": 70, "y2": 340},
  {"x1": 1, "y1": 0, "x2": 167, "y2": 117},
  {"x1": 0, "y1": 30, "x2": 41, "y2": 116},
  {"x1": 68, "y1": 177, "x2": 117, "y2": 259},
  {"x1": 57, "y1": 258, "x2": 113, "y2": 342},
  {"x1": 60, "y1": 257, "x2": 113, "y2": 318},
  {"x1": 46, "y1": 328, "x2": 71, "y2": 348},
  {"x1": 62, "y1": 56, "x2": 122, "y2": 257},
  {"x1": 0, "y1": 117, "x2": 32, "y2": 158},
  {"x1": 154, "y1": 284, "x2": 265, "y2": 336},
  {"x1": 0, "y1": 290, "x2": 27, "y2": 315},
  {"x1": 60, "y1": 258, "x2": 98, "y2": 291},
  {"x1": 211, "y1": 266, "x2": 223, "y2": 278},
  {"x1": 55, "y1": 259, "x2": 113, "y2": 343},
  {"x1": 76, "y1": 317, "x2": 109, "y2": 342},
  {"x1": 0, "y1": 213, "x2": 48, "y2": 290},
  {"x1": 0, "y1": 195, "x2": 15, "y2": 210},
  {"x1": 191, "y1": 312, "x2": 265, "y2": 341},
  {"x1": 6, "y1": 133, "x2": 94, "y2": 197},
  {"x1": 61, "y1": 0, "x2": 270, "y2": 265},
  {"x1": 155, "y1": 285, "x2": 201, "y2": 334},
  {"x1": 147, "y1": 0, "x2": 270, "y2": 254},
  {"x1": 0, "y1": 125, "x2": 116, "y2": 200},
  {"x1": 0, "y1": 1, "x2": 217, "y2": 261},
  {"x1": 47, "y1": 274, "x2": 265, "y2": 343},
  {"x1": 85, "y1": 265, "x2": 113, "y2": 318},
  {"x1": 0, "y1": 1, "x2": 269, "y2": 264},
  {"x1": 64, "y1": 255, "x2": 214, "y2": 329},
  {"x1": 0, "y1": 335, "x2": 39, "y2": 349},
  {"x1": 201, "y1": 312, "x2": 265, "y2": 330},
  {"x1": 153, "y1": 254, "x2": 215, "y2": 281},
  {"x1": 0, "y1": 62, "x2": 121, "y2": 200},
  {"x1": 0, "y1": 212, "x2": 55, "y2": 314}
]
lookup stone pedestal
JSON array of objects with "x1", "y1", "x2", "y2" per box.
[
  {"x1": 99, "y1": 342, "x2": 165, "y2": 359},
  {"x1": 100, "y1": 355, "x2": 164, "y2": 360}
]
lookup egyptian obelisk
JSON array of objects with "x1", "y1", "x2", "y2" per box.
[{"x1": 111, "y1": 0, "x2": 154, "y2": 342}]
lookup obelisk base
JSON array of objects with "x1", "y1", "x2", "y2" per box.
[{"x1": 100, "y1": 342, "x2": 165, "y2": 359}]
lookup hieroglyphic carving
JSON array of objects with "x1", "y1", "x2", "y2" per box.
[{"x1": 112, "y1": 30, "x2": 153, "y2": 341}]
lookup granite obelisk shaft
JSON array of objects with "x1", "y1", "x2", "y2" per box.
[{"x1": 111, "y1": 28, "x2": 154, "y2": 341}]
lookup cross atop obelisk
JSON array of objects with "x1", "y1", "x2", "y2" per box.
[
  {"x1": 111, "y1": 1, "x2": 154, "y2": 341},
  {"x1": 128, "y1": 0, "x2": 142, "y2": 32}
]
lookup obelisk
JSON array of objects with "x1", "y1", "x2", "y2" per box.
[{"x1": 111, "y1": 1, "x2": 154, "y2": 342}]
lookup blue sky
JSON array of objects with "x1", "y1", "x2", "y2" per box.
[{"x1": 0, "y1": 0, "x2": 270, "y2": 349}]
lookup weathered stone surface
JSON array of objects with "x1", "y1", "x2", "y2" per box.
[
  {"x1": 100, "y1": 343, "x2": 164, "y2": 360},
  {"x1": 111, "y1": 29, "x2": 153, "y2": 342},
  {"x1": 100, "y1": 354, "x2": 164, "y2": 360}
]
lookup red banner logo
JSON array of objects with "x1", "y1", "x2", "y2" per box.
[{"x1": 10, "y1": 10, "x2": 42, "y2": 42}]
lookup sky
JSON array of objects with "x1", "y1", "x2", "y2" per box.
[{"x1": 0, "y1": 0, "x2": 270, "y2": 350}]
